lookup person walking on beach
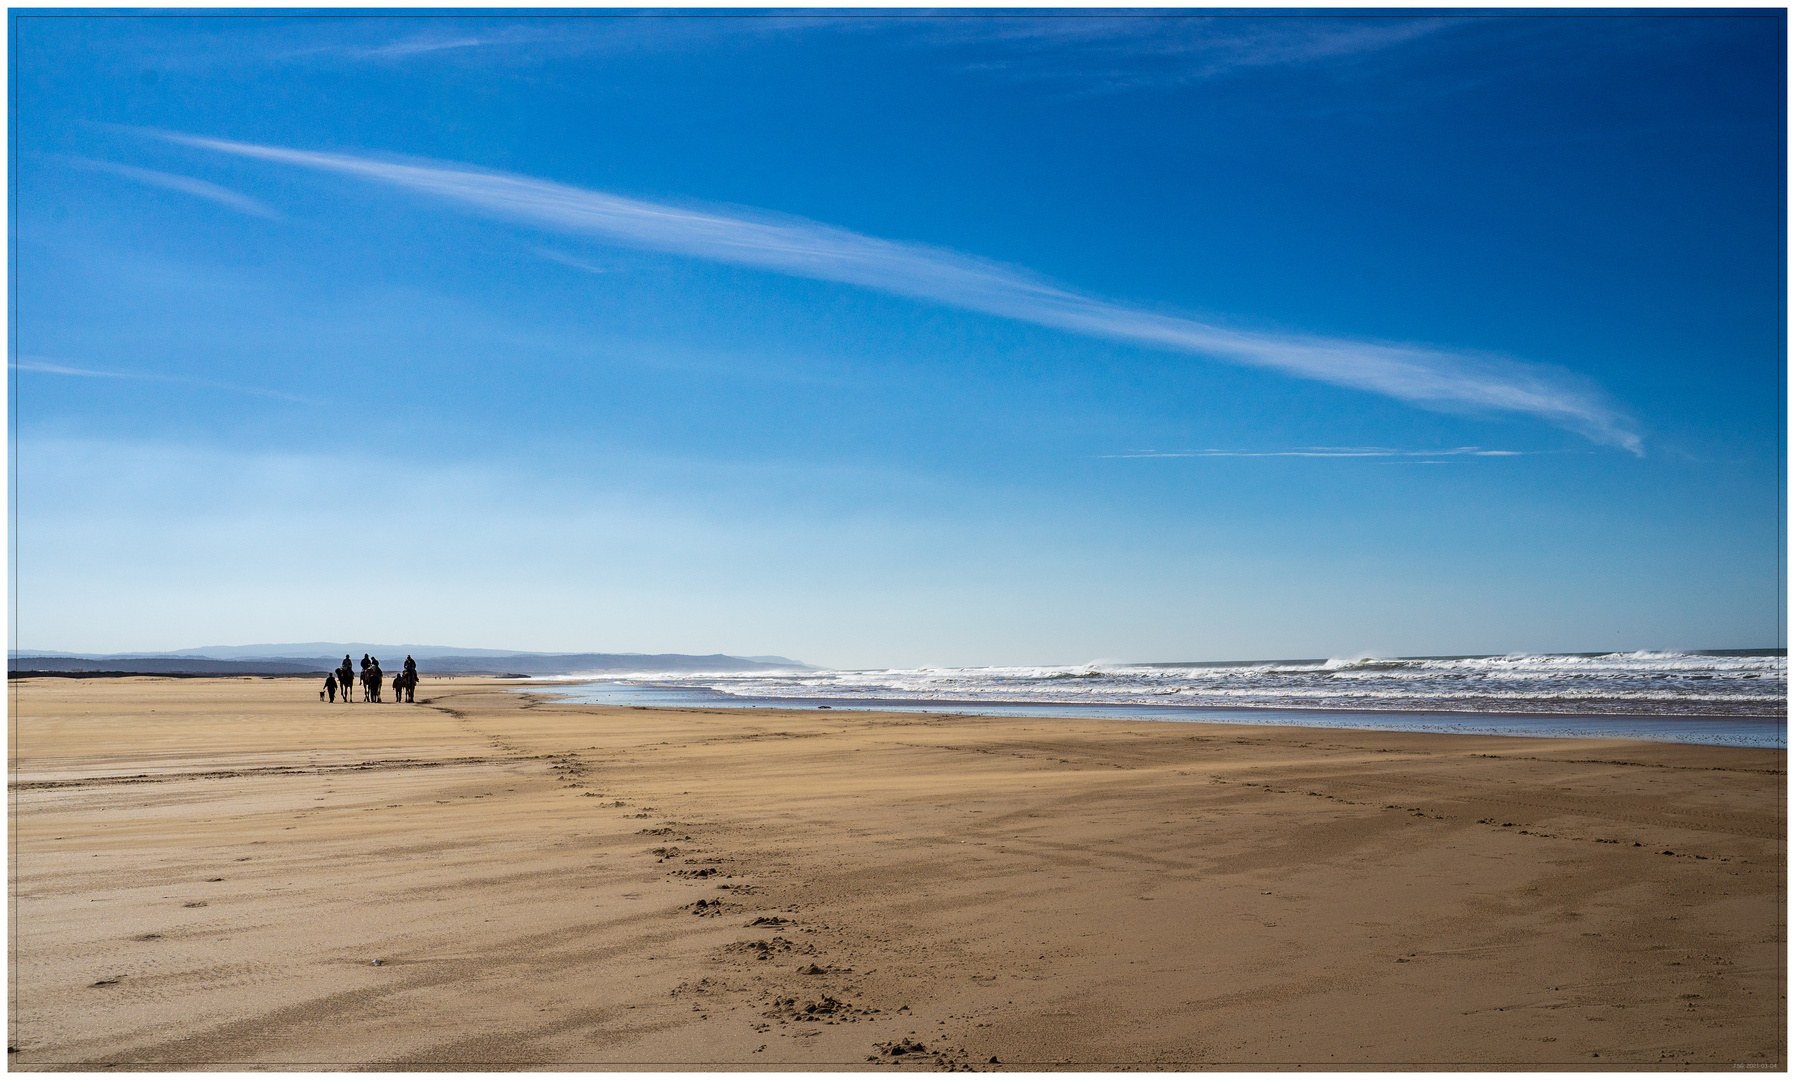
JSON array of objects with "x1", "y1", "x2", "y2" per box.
[{"x1": 324, "y1": 672, "x2": 338, "y2": 703}]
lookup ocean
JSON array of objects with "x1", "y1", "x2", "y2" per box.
[{"x1": 522, "y1": 649, "x2": 1787, "y2": 748}]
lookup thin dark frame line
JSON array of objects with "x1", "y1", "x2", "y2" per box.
[
  {"x1": 10, "y1": 1060, "x2": 1756, "y2": 1067},
  {"x1": 1779, "y1": 126, "x2": 1788, "y2": 657},
  {"x1": 7, "y1": 10, "x2": 1785, "y2": 17},
  {"x1": 9, "y1": 8, "x2": 21, "y2": 1056}
]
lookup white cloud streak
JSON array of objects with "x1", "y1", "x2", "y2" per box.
[
  {"x1": 299, "y1": 16, "x2": 1451, "y2": 92},
  {"x1": 529, "y1": 246, "x2": 611, "y2": 274},
  {"x1": 355, "y1": 35, "x2": 490, "y2": 58},
  {"x1": 160, "y1": 132, "x2": 1641, "y2": 453},
  {"x1": 1105, "y1": 446, "x2": 1528, "y2": 459},
  {"x1": 12, "y1": 356, "x2": 314, "y2": 404},
  {"x1": 931, "y1": 15, "x2": 1460, "y2": 90},
  {"x1": 12, "y1": 358, "x2": 129, "y2": 378},
  {"x1": 66, "y1": 156, "x2": 282, "y2": 220}
]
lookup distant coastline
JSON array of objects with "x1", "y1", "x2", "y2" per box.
[{"x1": 8, "y1": 645, "x2": 815, "y2": 679}]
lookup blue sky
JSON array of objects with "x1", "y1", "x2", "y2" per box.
[{"x1": 10, "y1": 10, "x2": 1785, "y2": 666}]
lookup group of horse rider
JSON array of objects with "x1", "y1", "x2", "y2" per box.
[{"x1": 322, "y1": 652, "x2": 418, "y2": 703}]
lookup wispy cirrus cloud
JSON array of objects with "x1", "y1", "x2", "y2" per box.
[
  {"x1": 925, "y1": 14, "x2": 1460, "y2": 91},
  {"x1": 529, "y1": 246, "x2": 611, "y2": 274},
  {"x1": 284, "y1": 17, "x2": 845, "y2": 66},
  {"x1": 12, "y1": 356, "x2": 313, "y2": 404},
  {"x1": 353, "y1": 34, "x2": 489, "y2": 59},
  {"x1": 155, "y1": 132, "x2": 1639, "y2": 453},
  {"x1": 1105, "y1": 446, "x2": 1529, "y2": 459},
  {"x1": 64, "y1": 156, "x2": 281, "y2": 220},
  {"x1": 11, "y1": 358, "x2": 129, "y2": 379},
  {"x1": 293, "y1": 15, "x2": 1453, "y2": 92}
]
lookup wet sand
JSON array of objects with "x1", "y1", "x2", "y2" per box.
[{"x1": 8, "y1": 675, "x2": 1785, "y2": 1070}]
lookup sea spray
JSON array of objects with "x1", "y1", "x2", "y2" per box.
[{"x1": 528, "y1": 650, "x2": 1784, "y2": 719}]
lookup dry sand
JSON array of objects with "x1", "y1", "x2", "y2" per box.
[{"x1": 7, "y1": 675, "x2": 1785, "y2": 1070}]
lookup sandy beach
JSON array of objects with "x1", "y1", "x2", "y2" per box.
[{"x1": 8, "y1": 675, "x2": 1785, "y2": 1070}]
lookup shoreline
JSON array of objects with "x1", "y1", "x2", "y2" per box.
[
  {"x1": 526, "y1": 681, "x2": 1791, "y2": 721},
  {"x1": 518, "y1": 680, "x2": 1788, "y2": 749},
  {"x1": 11, "y1": 676, "x2": 1785, "y2": 1068}
]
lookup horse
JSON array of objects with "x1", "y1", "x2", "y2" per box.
[
  {"x1": 363, "y1": 663, "x2": 384, "y2": 703},
  {"x1": 398, "y1": 668, "x2": 418, "y2": 703},
  {"x1": 337, "y1": 662, "x2": 357, "y2": 701}
]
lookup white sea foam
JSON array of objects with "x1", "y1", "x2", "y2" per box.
[{"x1": 573, "y1": 650, "x2": 1784, "y2": 718}]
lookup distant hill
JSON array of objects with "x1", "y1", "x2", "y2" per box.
[
  {"x1": 14, "y1": 642, "x2": 568, "y2": 661},
  {"x1": 10, "y1": 647, "x2": 815, "y2": 677},
  {"x1": 10, "y1": 657, "x2": 325, "y2": 676},
  {"x1": 412, "y1": 653, "x2": 807, "y2": 675}
]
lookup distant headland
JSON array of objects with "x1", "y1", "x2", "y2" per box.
[{"x1": 8, "y1": 644, "x2": 814, "y2": 678}]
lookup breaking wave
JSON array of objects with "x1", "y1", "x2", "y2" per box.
[{"x1": 572, "y1": 650, "x2": 1784, "y2": 718}]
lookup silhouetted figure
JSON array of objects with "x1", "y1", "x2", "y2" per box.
[
  {"x1": 364, "y1": 659, "x2": 384, "y2": 703},
  {"x1": 392, "y1": 672, "x2": 404, "y2": 703},
  {"x1": 338, "y1": 657, "x2": 357, "y2": 702},
  {"x1": 324, "y1": 672, "x2": 338, "y2": 703}
]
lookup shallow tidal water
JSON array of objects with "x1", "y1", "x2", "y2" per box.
[{"x1": 525, "y1": 649, "x2": 1786, "y2": 749}]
